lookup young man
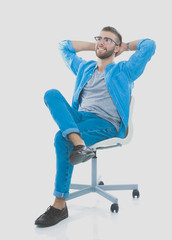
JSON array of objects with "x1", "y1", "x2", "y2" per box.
[{"x1": 35, "y1": 26, "x2": 156, "y2": 227}]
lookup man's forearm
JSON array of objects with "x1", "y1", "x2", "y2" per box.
[
  {"x1": 115, "y1": 40, "x2": 140, "y2": 57},
  {"x1": 71, "y1": 41, "x2": 95, "y2": 52},
  {"x1": 126, "y1": 40, "x2": 140, "y2": 51}
]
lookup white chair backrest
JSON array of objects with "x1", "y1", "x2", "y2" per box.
[{"x1": 123, "y1": 96, "x2": 134, "y2": 144}]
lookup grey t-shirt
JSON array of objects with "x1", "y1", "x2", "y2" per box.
[{"x1": 78, "y1": 68, "x2": 121, "y2": 132}]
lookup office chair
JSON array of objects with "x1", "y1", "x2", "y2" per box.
[{"x1": 67, "y1": 97, "x2": 140, "y2": 213}]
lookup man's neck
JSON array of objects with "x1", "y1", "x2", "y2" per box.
[{"x1": 97, "y1": 57, "x2": 114, "y2": 72}]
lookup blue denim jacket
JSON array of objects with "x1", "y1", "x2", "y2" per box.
[{"x1": 58, "y1": 39, "x2": 156, "y2": 138}]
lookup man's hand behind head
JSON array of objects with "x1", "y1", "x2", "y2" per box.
[{"x1": 115, "y1": 42, "x2": 127, "y2": 57}]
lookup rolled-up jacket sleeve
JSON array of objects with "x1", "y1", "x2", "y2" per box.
[
  {"x1": 58, "y1": 40, "x2": 86, "y2": 76},
  {"x1": 124, "y1": 39, "x2": 156, "y2": 82}
]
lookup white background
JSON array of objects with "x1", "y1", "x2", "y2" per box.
[{"x1": 0, "y1": 0, "x2": 172, "y2": 239}]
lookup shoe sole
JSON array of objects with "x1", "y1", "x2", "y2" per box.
[
  {"x1": 35, "y1": 214, "x2": 68, "y2": 227},
  {"x1": 70, "y1": 152, "x2": 95, "y2": 165}
]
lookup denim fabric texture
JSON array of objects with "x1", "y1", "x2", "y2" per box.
[
  {"x1": 45, "y1": 38, "x2": 156, "y2": 198},
  {"x1": 58, "y1": 39, "x2": 156, "y2": 138},
  {"x1": 44, "y1": 89, "x2": 118, "y2": 198}
]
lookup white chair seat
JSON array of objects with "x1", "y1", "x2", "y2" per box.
[{"x1": 90, "y1": 137, "x2": 126, "y2": 149}]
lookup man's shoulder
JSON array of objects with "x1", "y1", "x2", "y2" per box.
[
  {"x1": 116, "y1": 60, "x2": 127, "y2": 67},
  {"x1": 109, "y1": 61, "x2": 127, "y2": 72},
  {"x1": 80, "y1": 60, "x2": 97, "y2": 69}
]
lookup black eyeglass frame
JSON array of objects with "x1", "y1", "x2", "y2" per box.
[{"x1": 94, "y1": 36, "x2": 119, "y2": 46}]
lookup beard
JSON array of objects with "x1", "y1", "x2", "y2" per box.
[{"x1": 95, "y1": 47, "x2": 115, "y2": 59}]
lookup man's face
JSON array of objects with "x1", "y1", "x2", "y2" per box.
[{"x1": 95, "y1": 31, "x2": 119, "y2": 59}]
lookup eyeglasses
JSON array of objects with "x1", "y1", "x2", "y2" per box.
[{"x1": 94, "y1": 36, "x2": 119, "y2": 46}]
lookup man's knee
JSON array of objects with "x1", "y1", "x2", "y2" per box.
[{"x1": 44, "y1": 89, "x2": 62, "y2": 104}]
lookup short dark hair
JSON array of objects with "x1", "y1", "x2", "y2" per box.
[{"x1": 101, "y1": 26, "x2": 122, "y2": 46}]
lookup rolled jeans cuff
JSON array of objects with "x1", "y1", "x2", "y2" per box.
[
  {"x1": 62, "y1": 128, "x2": 81, "y2": 139},
  {"x1": 53, "y1": 189, "x2": 69, "y2": 198}
]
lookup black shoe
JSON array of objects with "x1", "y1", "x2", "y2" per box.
[
  {"x1": 35, "y1": 205, "x2": 68, "y2": 227},
  {"x1": 69, "y1": 145, "x2": 96, "y2": 165}
]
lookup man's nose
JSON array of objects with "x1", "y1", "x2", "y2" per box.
[
  {"x1": 98, "y1": 39, "x2": 104, "y2": 46},
  {"x1": 99, "y1": 38, "x2": 104, "y2": 44}
]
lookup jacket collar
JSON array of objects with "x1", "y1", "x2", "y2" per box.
[{"x1": 94, "y1": 61, "x2": 116, "y2": 72}]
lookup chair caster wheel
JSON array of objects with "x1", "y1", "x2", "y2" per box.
[
  {"x1": 98, "y1": 181, "x2": 104, "y2": 185},
  {"x1": 110, "y1": 203, "x2": 119, "y2": 213},
  {"x1": 132, "y1": 189, "x2": 140, "y2": 198}
]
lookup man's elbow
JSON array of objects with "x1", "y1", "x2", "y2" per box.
[
  {"x1": 58, "y1": 40, "x2": 76, "y2": 54},
  {"x1": 58, "y1": 40, "x2": 68, "y2": 51},
  {"x1": 148, "y1": 39, "x2": 156, "y2": 55},
  {"x1": 138, "y1": 39, "x2": 156, "y2": 58}
]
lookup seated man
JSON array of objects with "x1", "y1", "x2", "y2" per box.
[{"x1": 35, "y1": 26, "x2": 156, "y2": 227}]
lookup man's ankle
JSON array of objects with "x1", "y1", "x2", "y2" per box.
[
  {"x1": 53, "y1": 197, "x2": 66, "y2": 210},
  {"x1": 68, "y1": 133, "x2": 85, "y2": 146},
  {"x1": 52, "y1": 204, "x2": 65, "y2": 210}
]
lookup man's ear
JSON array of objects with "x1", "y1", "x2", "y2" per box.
[
  {"x1": 114, "y1": 45, "x2": 120, "y2": 53},
  {"x1": 114, "y1": 46, "x2": 120, "y2": 57}
]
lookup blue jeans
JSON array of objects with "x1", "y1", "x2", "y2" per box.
[{"x1": 44, "y1": 89, "x2": 118, "y2": 198}]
